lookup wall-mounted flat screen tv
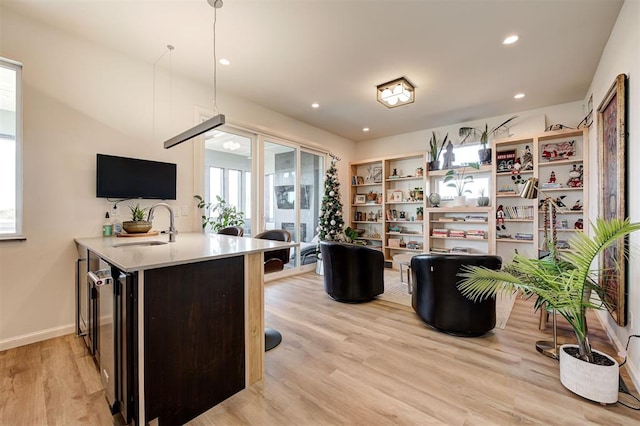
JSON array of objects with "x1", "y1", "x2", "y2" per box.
[{"x1": 96, "y1": 154, "x2": 177, "y2": 200}]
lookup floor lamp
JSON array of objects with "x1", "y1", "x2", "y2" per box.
[{"x1": 520, "y1": 178, "x2": 570, "y2": 359}]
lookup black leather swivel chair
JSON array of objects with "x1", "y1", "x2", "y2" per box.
[
  {"x1": 411, "y1": 254, "x2": 502, "y2": 336},
  {"x1": 253, "y1": 229, "x2": 292, "y2": 351},
  {"x1": 254, "y1": 229, "x2": 292, "y2": 274},
  {"x1": 320, "y1": 241, "x2": 384, "y2": 303},
  {"x1": 217, "y1": 226, "x2": 244, "y2": 236}
]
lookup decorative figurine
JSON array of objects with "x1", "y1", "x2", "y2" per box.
[
  {"x1": 566, "y1": 164, "x2": 584, "y2": 188},
  {"x1": 442, "y1": 141, "x2": 455, "y2": 169},
  {"x1": 571, "y1": 200, "x2": 583, "y2": 211},
  {"x1": 549, "y1": 170, "x2": 556, "y2": 183},
  {"x1": 392, "y1": 168, "x2": 398, "y2": 177},
  {"x1": 574, "y1": 218, "x2": 584, "y2": 230},
  {"x1": 521, "y1": 145, "x2": 534, "y2": 170},
  {"x1": 496, "y1": 205, "x2": 506, "y2": 230}
]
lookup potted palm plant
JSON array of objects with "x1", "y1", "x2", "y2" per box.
[
  {"x1": 443, "y1": 162, "x2": 479, "y2": 206},
  {"x1": 459, "y1": 116, "x2": 517, "y2": 165},
  {"x1": 122, "y1": 203, "x2": 152, "y2": 234},
  {"x1": 428, "y1": 131, "x2": 448, "y2": 171},
  {"x1": 195, "y1": 195, "x2": 245, "y2": 232},
  {"x1": 457, "y1": 218, "x2": 640, "y2": 404}
]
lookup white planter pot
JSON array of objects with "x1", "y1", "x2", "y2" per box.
[
  {"x1": 559, "y1": 344, "x2": 618, "y2": 404},
  {"x1": 315, "y1": 259, "x2": 324, "y2": 275},
  {"x1": 452, "y1": 196, "x2": 466, "y2": 207}
]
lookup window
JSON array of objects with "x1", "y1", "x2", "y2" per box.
[
  {"x1": 228, "y1": 169, "x2": 241, "y2": 209},
  {"x1": 0, "y1": 58, "x2": 22, "y2": 238},
  {"x1": 209, "y1": 167, "x2": 223, "y2": 205},
  {"x1": 244, "y1": 171, "x2": 251, "y2": 219}
]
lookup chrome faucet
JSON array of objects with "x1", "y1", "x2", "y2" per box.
[{"x1": 148, "y1": 203, "x2": 177, "y2": 242}]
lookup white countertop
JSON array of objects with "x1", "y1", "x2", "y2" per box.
[{"x1": 75, "y1": 232, "x2": 298, "y2": 272}]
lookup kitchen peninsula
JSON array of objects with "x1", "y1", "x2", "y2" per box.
[{"x1": 75, "y1": 233, "x2": 296, "y2": 425}]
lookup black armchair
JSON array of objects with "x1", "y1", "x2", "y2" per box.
[
  {"x1": 411, "y1": 254, "x2": 502, "y2": 336},
  {"x1": 254, "y1": 229, "x2": 292, "y2": 273},
  {"x1": 320, "y1": 241, "x2": 384, "y2": 303}
]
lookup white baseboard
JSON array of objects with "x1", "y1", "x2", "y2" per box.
[
  {"x1": 0, "y1": 323, "x2": 75, "y2": 352},
  {"x1": 595, "y1": 311, "x2": 640, "y2": 393}
]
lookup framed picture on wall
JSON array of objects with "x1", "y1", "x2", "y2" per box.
[{"x1": 597, "y1": 73, "x2": 628, "y2": 326}]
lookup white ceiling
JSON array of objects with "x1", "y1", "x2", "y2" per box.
[{"x1": 3, "y1": 0, "x2": 623, "y2": 142}]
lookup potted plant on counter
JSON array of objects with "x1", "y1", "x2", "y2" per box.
[
  {"x1": 457, "y1": 218, "x2": 640, "y2": 404},
  {"x1": 459, "y1": 115, "x2": 517, "y2": 165},
  {"x1": 122, "y1": 203, "x2": 152, "y2": 234}
]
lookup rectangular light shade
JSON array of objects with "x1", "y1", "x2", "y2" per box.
[
  {"x1": 377, "y1": 77, "x2": 415, "y2": 108},
  {"x1": 163, "y1": 114, "x2": 226, "y2": 149}
]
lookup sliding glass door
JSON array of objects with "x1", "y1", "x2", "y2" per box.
[
  {"x1": 198, "y1": 119, "x2": 326, "y2": 271},
  {"x1": 203, "y1": 128, "x2": 254, "y2": 235}
]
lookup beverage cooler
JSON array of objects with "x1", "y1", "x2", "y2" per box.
[{"x1": 77, "y1": 250, "x2": 134, "y2": 423}]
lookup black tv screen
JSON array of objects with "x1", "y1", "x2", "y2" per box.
[{"x1": 96, "y1": 154, "x2": 177, "y2": 200}]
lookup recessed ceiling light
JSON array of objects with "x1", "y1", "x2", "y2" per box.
[
  {"x1": 311, "y1": 103, "x2": 320, "y2": 108},
  {"x1": 514, "y1": 93, "x2": 525, "y2": 99},
  {"x1": 503, "y1": 35, "x2": 519, "y2": 45},
  {"x1": 363, "y1": 127, "x2": 370, "y2": 132},
  {"x1": 219, "y1": 58, "x2": 230, "y2": 65}
]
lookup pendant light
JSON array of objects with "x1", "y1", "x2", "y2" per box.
[{"x1": 164, "y1": 0, "x2": 225, "y2": 149}]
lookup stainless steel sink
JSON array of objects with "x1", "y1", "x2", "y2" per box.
[{"x1": 112, "y1": 241, "x2": 168, "y2": 248}]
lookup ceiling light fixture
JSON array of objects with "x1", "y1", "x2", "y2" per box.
[
  {"x1": 363, "y1": 127, "x2": 370, "y2": 132},
  {"x1": 503, "y1": 35, "x2": 519, "y2": 45},
  {"x1": 311, "y1": 103, "x2": 319, "y2": 108},
  {"x1": 219, "y1": 58, "x2": 230, "y2": 65},
  {"x1": 377, "y1": 77, "x2": 415, "y2": 108},
  {"x1": 514, "y1": 93, "x2": 525, "y2": 99},
  {"x1": 164, "y1": 0, "x2": 226, "y2": 149},
  {"x1": 222, "y1": 140, "x2": 240, "y2": 151}
]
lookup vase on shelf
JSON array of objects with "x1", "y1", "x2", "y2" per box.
[{"x1": 453, "y1": 196, "x2": 466, "y2": 207}]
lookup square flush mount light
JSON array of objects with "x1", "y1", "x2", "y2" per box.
[{"x1": 377, "y1": 77, "x2": 415, "y2": 108}]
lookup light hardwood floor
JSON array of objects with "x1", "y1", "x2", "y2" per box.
[{"x1": 1, "y1": 271, "x2": 637, "y2": 425}]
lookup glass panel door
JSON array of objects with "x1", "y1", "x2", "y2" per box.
[
  {"x1": 299, "y1": 150, "x2": 324, "y2": 266},
  {"x1": 203, "y1": 129, "x2": 253, "y2": 235},
  {"x1": 263, "y1": 141, "x2": 297, "y2": 267}
]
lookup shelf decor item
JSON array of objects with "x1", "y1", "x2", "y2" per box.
[
  {"x1": 459, "y1": 116, "x2": 517, "y2": 165},
  {"x1": 444, "y1": 162, "x2": 479, "y2": 205},
  {"x1": 428, "y1": 131, "x2": 448, "y2": 171},
  {"x1": 597, "y1": 73, "x2": 627, "y2": 326},
  {"x1": 458, "y1": 217, "x2": 640, "y2": 404}
]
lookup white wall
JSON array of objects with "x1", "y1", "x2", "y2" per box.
[
  {"x1": 0, "y1": 7, "x2": 354, "y2": 350},
  {"x1": 585, "y1": 0, "x2": 640, "y2": 390},
  {"x1": 354, "y1": 102, "x2": 583, "y2": 162}
]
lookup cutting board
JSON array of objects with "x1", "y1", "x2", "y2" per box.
[{"x1": 116, "y1": 230, "x2": 160, "y2": 238}]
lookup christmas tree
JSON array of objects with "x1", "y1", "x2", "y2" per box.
[{"x1": 317, "y1": 153, "x2": 345, "y2": 242}]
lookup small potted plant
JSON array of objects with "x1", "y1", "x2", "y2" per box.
[
  {"x1": 458, "y1": 218, "x2": 640, "y2": 404},
  {"x1": 195, "y1": 195, "x2": 245, "y2": 232},
  {"x1": 459, "y1": 116, "x2": 517, "y2": 165},
  {"x1": 416, "y1": 207, "x2": 423, "y2": 221},
  {"x1": 477, "y1": 188, "x2": 490, "y2": 206},
  {"x1": 443, "y1": 163, "x2": 479, "y2": 206},
  {"x1": 428, "y1": 131, "x2": 448, "y2": 171},
  {"x1": 122, "y1": 203, "x2": 152, "y2": 234}
]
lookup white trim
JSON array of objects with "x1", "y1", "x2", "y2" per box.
[
  {"x1": 595, "y1": 310, "x2": 640, "y2": 393},
  {"x1": 0, "y1": 323, "x2": 75, "y2": 351}
]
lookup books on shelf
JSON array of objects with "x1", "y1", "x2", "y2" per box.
[
  {"x1": 432, "y1": 228, "x2": 449, "y2": 237},
  {"x1": 514, "y1": 233, "x2": 534, "y2": 241},
  {"x1": 466, "y1": 230, "x2": 486, "y2": 239},
  {"x1": 503, "y1": 205, "x2": 534, "y2": 220},
  {"x1": 465, "y1": 215, "x2": 487, "y2": 222},
  {"x1": 449, "y1": 230, "x2": 465, "y2": 238},
  {"x1": 438, "y1": 217, "x2": 465, "y2": 222}
]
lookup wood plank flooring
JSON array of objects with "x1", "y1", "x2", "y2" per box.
[{"x1": 1, "y1": 271, "x2": 638, "y2": 425}]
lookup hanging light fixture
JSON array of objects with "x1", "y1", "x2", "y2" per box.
[
  {"x1": 376, "y1": 77, "x2": 415, "y2": 108},
  {"x1": 164, "y1": 0, "x2": 226, "y2": 149}
]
